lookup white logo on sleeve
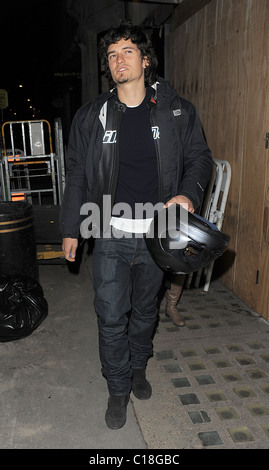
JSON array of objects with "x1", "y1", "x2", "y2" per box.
[
  {"x1": 103, "y1": 130, "x2": 117, "y2": 143},
  {"x1": 151, "y1": 126, "x2": 160, "y2": 139}
]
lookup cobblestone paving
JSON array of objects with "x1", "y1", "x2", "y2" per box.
[{"x1": 132, "y1": 281, "x2": 269, "y2": 449}]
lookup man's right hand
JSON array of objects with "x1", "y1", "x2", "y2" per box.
[{"x1": 62, "y1": 238, "x2": 78, "y2": 262}]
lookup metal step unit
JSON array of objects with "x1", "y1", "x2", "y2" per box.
[{"x1": 0, "y1": 118, "x2": 66, "y2": 262}]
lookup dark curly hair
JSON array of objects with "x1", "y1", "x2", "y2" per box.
[{"x1": 98, "y1": 20, "x2": 158, "y2": 87}]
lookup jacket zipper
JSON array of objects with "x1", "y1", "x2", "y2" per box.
[
  {"x1": 150, "y1": 106, "x2": 163, "y2": 202},
  {"x1": 109, "y1": 102, "x2": 124, "y2": 205}
]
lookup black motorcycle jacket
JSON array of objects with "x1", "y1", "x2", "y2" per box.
[{"x1": 60, "y1": 77, "x2": 212, "y2": 238}]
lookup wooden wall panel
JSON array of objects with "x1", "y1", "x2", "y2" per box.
[
  {"x1": 170, "y1": 12, "x2": 205, "y2": 112},
  {"x1": 170, "y1": 0, "x2": 269, "y2": 320},
  {"x1": 170, "y1": 0, "x2": 247, "y2": 288},
  {"x1": 260, "y1": 158, "x2": 269, "y2": 320},
  {"x1": 259, "y1": 0, "x2": 269, "y2": 318},
  {"x1": 235, "y1": 0, "x2": 269, "y2": 313},
  {"x1": 201, "y1": 1, "x2": 247, "y2": 289}
]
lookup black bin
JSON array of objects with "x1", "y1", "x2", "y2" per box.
[{"x1": 0, "y1": 202, "x2": 38, "y2": 280}]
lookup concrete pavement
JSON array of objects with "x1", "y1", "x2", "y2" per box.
[{"x1": 1, "y1": 248, "x2": 269, "y2": 450}]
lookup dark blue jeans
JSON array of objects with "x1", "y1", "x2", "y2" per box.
[{"x1": 92, "y1": 230, "x2": 164, "y2": 396}]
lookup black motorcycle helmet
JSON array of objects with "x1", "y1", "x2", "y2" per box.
[{"x1": 145, "y1": 204, "x2": 230, "y2": 274}]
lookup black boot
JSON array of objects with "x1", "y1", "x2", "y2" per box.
[
  {"x1": 132, "y1": 368, "x2": 152, "y2": 400},
  {"x1": 105, "y1": 394, "x2": 129, "y2": 430}
]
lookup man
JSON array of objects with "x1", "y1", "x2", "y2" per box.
[{"x1": 60, "y1": 20, "x2": 212, "y2": 430}]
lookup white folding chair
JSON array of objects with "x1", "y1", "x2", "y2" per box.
[
  {"x1": 202, "y1": 159, "x2": 231, "y2": 291},
  {"x1": 186, "y1": 159, "x2": 231, "y2": 291}
]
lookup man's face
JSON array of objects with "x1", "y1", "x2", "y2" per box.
[{"x1": 107, "y1": 38, "x2": 148, "y2": 85}]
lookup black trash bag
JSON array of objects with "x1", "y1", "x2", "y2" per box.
[{"x1": 0, "y1": 275, "x2": 48, "y2": 342}]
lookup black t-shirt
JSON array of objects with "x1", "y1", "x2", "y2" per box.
[{"x1": 114, "y1": 89, "x2": 159, "y2": 219}]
